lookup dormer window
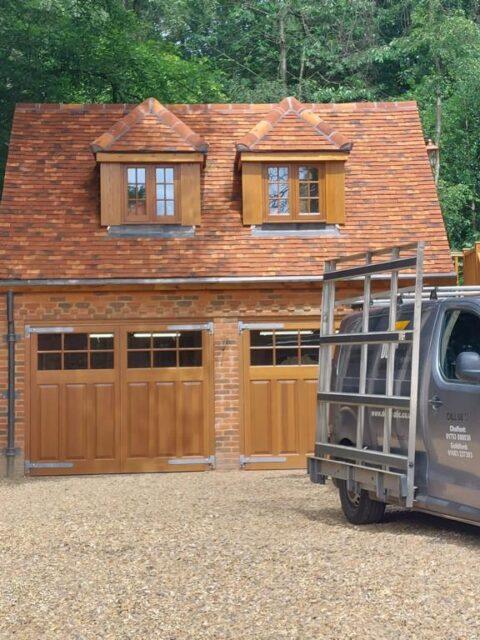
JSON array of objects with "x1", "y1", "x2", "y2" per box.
[
  {"x1": 124, "y1": 165, "x2": 178, "y2": 224},
  {"x1": 91, "y1": 97, "x2": 208, "y2": 228},
  {"x1": 236, "y1": 97, "x2": 352, "y2": 227},
  {"x1": 265, "y1": 164, "x2": 324, "y2": 222}
]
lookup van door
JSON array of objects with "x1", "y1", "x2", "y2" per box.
[{"x1": 426, "y1": 305, "x2": 480, "y2": 509}]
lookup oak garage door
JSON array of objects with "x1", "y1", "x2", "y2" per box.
[
  {"x1": 28, "y1": 324, "x2": 213, "y2": 476},
  {"x1": 242, "y1": 323, "x2": 319, "y2": 469}
]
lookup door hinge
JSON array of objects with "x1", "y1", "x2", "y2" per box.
[
  {"x1": 238, "y1": 322, "x2": 284, "y2": 334},
  {"x1": 166, "y1": 322, "x2": 213, "y2": 333},
  {"x1": 240, "y1": 455, "x2": 287, "y2": 467},
  {"x1": 25, "y1": 326, "x2": 74, "y2": 338},
  {"x1": 168, "y1": 455, "x2": 215, "y2": 468},
  {"x1": 25, "y1": 460, "x2": 74, "y2": 470}
]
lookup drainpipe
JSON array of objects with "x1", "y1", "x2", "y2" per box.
[{"x1": 5, "y1": 291, "x2": 17, "y2": 477}]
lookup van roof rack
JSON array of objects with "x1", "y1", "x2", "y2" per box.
[
  {"x1": 308, "y1": 242, "x2": 424, "y2": 508},
  {"x1": 367, "y1": 285, "x2": 480, "y2": 307}
]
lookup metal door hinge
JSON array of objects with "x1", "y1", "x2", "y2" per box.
[
  {"x1": 238, "y1": 322, "x2": 284, "y2": 334},
  {"x1": 240, "y1": 455, "x2": 287, "y2": 467},
  {"x1": 25, "y1": 326, "x2": 74, "y2": 338},
  {"x1": 25, "y1": 460, "x2": 74, "y2": 470},
  {"x1": 168, "y1": 455, "x2": 215, "y2": 468},
  {"x1": 166, "y1": 322, "x2": 213, "y2": 333}
]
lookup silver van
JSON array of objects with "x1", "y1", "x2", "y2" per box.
[{"x1": 308, "y1": 243, "x2": 480, "y2": 527}]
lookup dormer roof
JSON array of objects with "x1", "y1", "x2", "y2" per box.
[
  {"x1": 91, "y1": 97, "x2": 208, "y2": 153},
  {"x1": 236, "y1": 96, "x2": 352, "y2": 152}
]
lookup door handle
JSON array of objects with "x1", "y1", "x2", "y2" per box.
[{"x1": 429, "y1": 395, "x2": 443, "y2": 410}]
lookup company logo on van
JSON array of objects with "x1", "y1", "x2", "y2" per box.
[{"x1": 370, "y1": 409, "x2": 410, "y2": 420}]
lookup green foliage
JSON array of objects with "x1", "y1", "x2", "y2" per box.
[
  {"x1": 2, "y1": 0, "x2": 480, "y2": 250},
  {"x1": 0, "y1": 0, "x2": 225, "y2": 187}
]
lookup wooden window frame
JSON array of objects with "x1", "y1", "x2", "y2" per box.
[
  {"x1": 262, "y1": 163, "x2": 326, "y2": 223},
  {"x1": 123, "y1": 164, "x2": 181, "y2": 224},
  {"x1": 37, "y1": 332, "x2": 115, "y2": 371}
]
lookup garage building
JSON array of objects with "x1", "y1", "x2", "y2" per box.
[{"x1": 0, "y1": 97, "x2": 454, "y2": 476}]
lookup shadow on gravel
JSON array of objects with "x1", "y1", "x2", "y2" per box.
[{"x1": 297, "y1": 504, "x2": 480, "y2": 546}]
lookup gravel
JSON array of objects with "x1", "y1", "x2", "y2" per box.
[{"x1": 1, "y1": 470, "x2": 479, "y2": 639}]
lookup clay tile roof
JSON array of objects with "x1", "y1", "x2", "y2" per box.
[
  {"x1": 91, "y1": 97, "x2": 208, "y2": 153},
  {"x1": 236, "y1": 96, "x2": 353, "y2": 152}
]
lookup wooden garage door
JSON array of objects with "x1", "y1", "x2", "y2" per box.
[
  {"x1": 121, "y1": 327, "x2": 212, "y2": 472},
  {"x1": 28, "y1": 324, "x2": 212, "y2": 476},
  {"x1": 242, "y1": 324, "x2": 319, "y2": 469}
]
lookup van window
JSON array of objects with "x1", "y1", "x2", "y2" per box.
[{"x1": 440, "y1": 310, "x2": 480, "y2": 381}]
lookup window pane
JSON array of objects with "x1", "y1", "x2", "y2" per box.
[
  {"x1": 276, "y1": 349, "x2": 299, "y2": 366},
  {"x1": 128, "y1": 351, "x2": 151, "y2": 368},
  {"x1": 310, "y1": 198, "x2": 319, "y2": 213},
  {"x1": 300, "y1": 330, "x2": 320, "y2": 346},
  {"x1": 38, "y1": 353, "x2": 62, "y2": 370},
  {"x1": 278, "y1": 167, "x2": 289, "y2": 180},
  {"x1": 251, "y1": 348, "x2": 274, "y2": 366},
  {"x1": 156, "y1": 201, "x2": 165, "y2": 215},
  {"x1": 250, "y1": 330, "x2": 273, "y2": 347},
  {"x1": 152, "y1": 333, "x2": 177, "y2": 349},
  {"x1": 38, "y1": 334, "x2": 61, "y2": 351},
  {"x1": 137, "y1": 168, "x2": 145, "y2": 182},
  {"x1": 301, "y1": 348, "x2": 319, "y2": 365},
  {"x1": 91, "y1": 352, "x2": 114, "y2": 369},
  {"x1": 299, "y1": 166, "x2": 318, "y2": 180},
  {"x1": 299, "y1": 199, "x2": 309, "y2": 213},
  {"x1": 64, "y1": 352, "x2": 88, "y2": 370},
  {"x1": 268, "y1": 167, "x2": 277, "y2": 180},
  {"x1": 269, "y1": 199, "x2": 278, "y2": 214},
  {"x1": 299, "y1": 183, "x2": 308, "y2": 198},
  {"x1": 153, "y1": 350, "x2": 176, "y2": 368},
  {"x1": 128, "y1": 332, "x2": 151, "y2": 349},
  {"x1": 179, "y1": 331, "x2": 202, "y2": 348},
  {"x1": 157, "y1": 185, "x2": 165, "y2": 199},
  {"x1": 89, "y1": 334, "x2": 114, "y2": 350},
  {"x1": 64, "y1": 333, "x2": 88, "y2": 351},
  {"x1": 165, "y1": 168, "x2": 174, "y2": 182},
  {"x1": 440, "y1": 310, "x2": 480, "y2": 381},
  {"x1": 310, "y1": 182, "x2": 319, "y2": 197},
  {"x1": 137, "y1": 185, "x2": 146, "y2": 199},
  {"x1": 166, "y1": 184, "x2": 174, "y2": 199},
  {"x1": 165, "y1": 200, "x2": 174, "y2": 215},
  {"x1": 275, "y1": 331, "x2": 298, "y2": 347},
  {"x1": 156, "y1": 167, "x2": 164, "y2": 181},
  {"x1": 278, "y1": 199, "x2": 288, "y2": 214},
  {"x1": 127, "y1": 168, "x2": 136, "y2": 182},
  {"x1": 179, "y1": 350, "x2": 202, "y2": 367}
]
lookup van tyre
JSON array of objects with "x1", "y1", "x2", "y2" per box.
[{"x1": 338, "y1": 480, "x2": 386, "y2": 524}]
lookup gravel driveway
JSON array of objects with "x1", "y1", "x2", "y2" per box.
[{"x1": 1, "y1": 470, "x2": 479, "y2": 640}]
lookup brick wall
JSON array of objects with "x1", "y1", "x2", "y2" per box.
[{"x1": 0, "y1": 286, "x2": 326, "y2": 475}]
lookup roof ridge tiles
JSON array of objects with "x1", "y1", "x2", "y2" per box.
[
  {"x1": 15, "y1": 100, "x2": 419, "y2": 116},
  {"x1": 235, "y1": 96, "x2": 353, "y2": 152},
  {"x1": 90, "y1": 97, "x2": 208, "y2": 153}
]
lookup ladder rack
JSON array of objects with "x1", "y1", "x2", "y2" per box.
[{"x1": 307, "y1": 242, "x2": 425, "y2": 508}]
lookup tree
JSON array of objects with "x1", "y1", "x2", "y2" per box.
[{"x1": 0, "y1": 0, "x2": 225, "y2": 190}]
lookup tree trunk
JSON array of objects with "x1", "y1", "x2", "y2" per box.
[
  {"x1": 434, "y1": 92, "x2": 441, "y2": 186},
  {"x1": 278, "y1": 3, "x2": 287, "y2": 91}
]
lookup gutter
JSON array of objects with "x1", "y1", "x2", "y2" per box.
[{"x1": 0, "y1": 272, "x2": 457, "y2": 288}]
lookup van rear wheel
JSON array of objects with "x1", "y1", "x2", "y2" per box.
[{"x1": 338, "y1": 480, "x2": 386, "y2": 524}]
